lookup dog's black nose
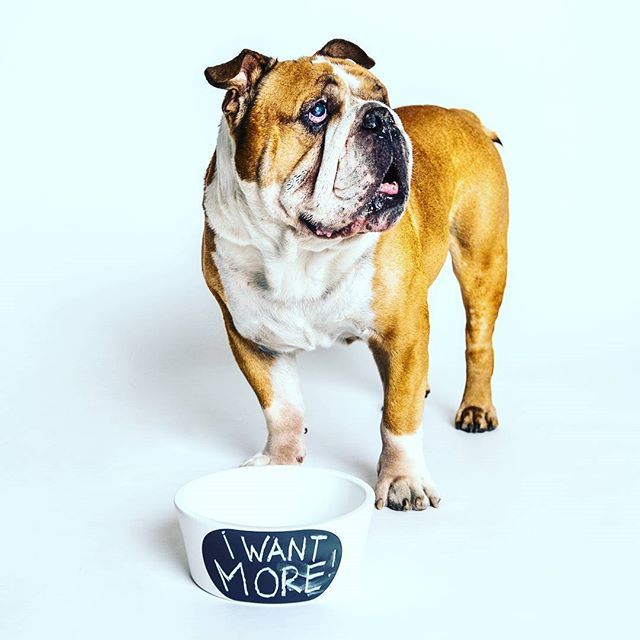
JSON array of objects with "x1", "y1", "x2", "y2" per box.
[{"x1": 362, "y1": 106, "x2": 393, "y2": 132}]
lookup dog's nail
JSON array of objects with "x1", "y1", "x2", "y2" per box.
[
  {"x1": 402, "y1": 498, "x2": 410, "y2": 510},
  {"x1": 304, "y1": 427, "x2": 308, "y2": 434},
  {"x1": 296, "y1": 455, "x2": 304, "y2": 463},
  {"x1": 431, "y1": 496, "x2": 441, "y2": 508},
  {"x1": 375, "y1": 498, "x2": 384, "y2": 510}
]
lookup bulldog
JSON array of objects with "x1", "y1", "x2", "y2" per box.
[{"x1": 201, "y1": 39, "x2": 508, "y2": 511}]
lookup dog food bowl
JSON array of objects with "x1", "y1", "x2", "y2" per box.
[{"x1": 174, "y1": 466, "x2": 374, "y2": 605}]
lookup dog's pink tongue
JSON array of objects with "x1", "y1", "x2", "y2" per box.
[{"x1": 378, "y1": 181, "x2": 399, "y2": 196}]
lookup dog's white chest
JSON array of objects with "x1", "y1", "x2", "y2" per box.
[{"x1": 212, "y1": 236, "x2": 377, "y2": 353}]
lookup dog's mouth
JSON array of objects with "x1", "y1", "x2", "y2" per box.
[
  {"x1": 373, "y1": 161, "x2": 401, "y2": 197},
  {"x1": 300, "y1": 162, "x2": 407, "y2": 240}
]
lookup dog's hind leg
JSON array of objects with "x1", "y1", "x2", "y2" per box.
[{"x1": 449, "y1": 147, "x2": 508, "y2": 433}]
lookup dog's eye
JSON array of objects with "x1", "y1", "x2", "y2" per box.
[{"x1": 307, "y1": 100, "x2": 328, "y2": 125}]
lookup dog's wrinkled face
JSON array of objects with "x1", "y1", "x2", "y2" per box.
[{"x1": 205, "y1": 40, "x2": 412, "y2": 242}]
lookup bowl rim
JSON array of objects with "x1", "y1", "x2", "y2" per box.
[{"x1": 174, "y1": 465, "x2": 375, "y2": 532}]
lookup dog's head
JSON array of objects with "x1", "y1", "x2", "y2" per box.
[{"x1": 205, "y1": 39, "x2": 411, "y2": 242}]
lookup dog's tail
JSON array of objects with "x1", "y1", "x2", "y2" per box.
[{"x1": 452, "y1": 108, "x2": 502, "y2": 146}]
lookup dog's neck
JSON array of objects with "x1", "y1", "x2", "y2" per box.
[{"x1": 204, "y1": 119, "x2": 379, "y2": 301}]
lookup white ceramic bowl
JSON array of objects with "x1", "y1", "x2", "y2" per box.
[{"x1": 174, "y1": 466, "x2": 374, "y2": 605}]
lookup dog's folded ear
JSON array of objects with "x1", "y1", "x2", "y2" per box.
[
  {"x1": 315, "y1": 39, "x2": 375, "y2": 69},
  {"x1": 205, "y1": 49, "x2": 276, "y2": 120}
]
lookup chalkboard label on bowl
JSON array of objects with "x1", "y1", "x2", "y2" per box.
[{"x1": 202, "y1": 528, "x2": 342, "y2": 604}]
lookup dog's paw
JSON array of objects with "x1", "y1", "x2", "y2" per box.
[
  {"x1": 375, "y1": 428, "x2": 440, "y2": 512},
  {"x1": 455, "y1": 404, "x2": 498, "y2": 433},
  {"x1": 240, "y1": 452, "x2": 273, "y2": 467},
  {"x1": 240, "y1": 448, "x2": 305, "y2": 467},
  {"x1": 374, "y1": 473, "x2": 440, "y2": 511}
]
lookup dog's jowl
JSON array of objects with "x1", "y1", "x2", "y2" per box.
[{"x1": 201, "y1": 39, "x2": 508, "y2": 511}]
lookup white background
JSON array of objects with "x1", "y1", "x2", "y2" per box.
[{"x1": 1, "y1": 0, "x2": 639, "y2": 638}]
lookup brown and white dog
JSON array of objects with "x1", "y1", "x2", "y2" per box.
[{"x1": 201, "y1": 39, "x2": 508, "y2": 511}]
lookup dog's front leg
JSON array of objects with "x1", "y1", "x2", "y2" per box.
[
  {"x1": 243, "y1": 352, "x2": 307, "y2": 466},
  {"x1": 221, "y1": 318, "x2": 306, "y2": 467},
  {"x1": 369, "y1": 330, "x2": 440, "y2": 511}
]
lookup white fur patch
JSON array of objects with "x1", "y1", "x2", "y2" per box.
[
  {"x1": 329, "y1": 61, "x2": 362, "y2": 93},
  {"x1": 311, "y1": 56, "x2": 363, "y2": 93},
  {"x1": 211, "y1": 229, "x2": 377, "y2": 352},
  {"x1": 381, "y1": 427, "x2": 430, "y2": 476},
  {"x1": 264, "y1": 355, "x2": 304, "y2": 420}
]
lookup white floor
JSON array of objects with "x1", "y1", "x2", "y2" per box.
[{"x1": 2, "y1": 243, "x2": 638, "y2": 639}]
